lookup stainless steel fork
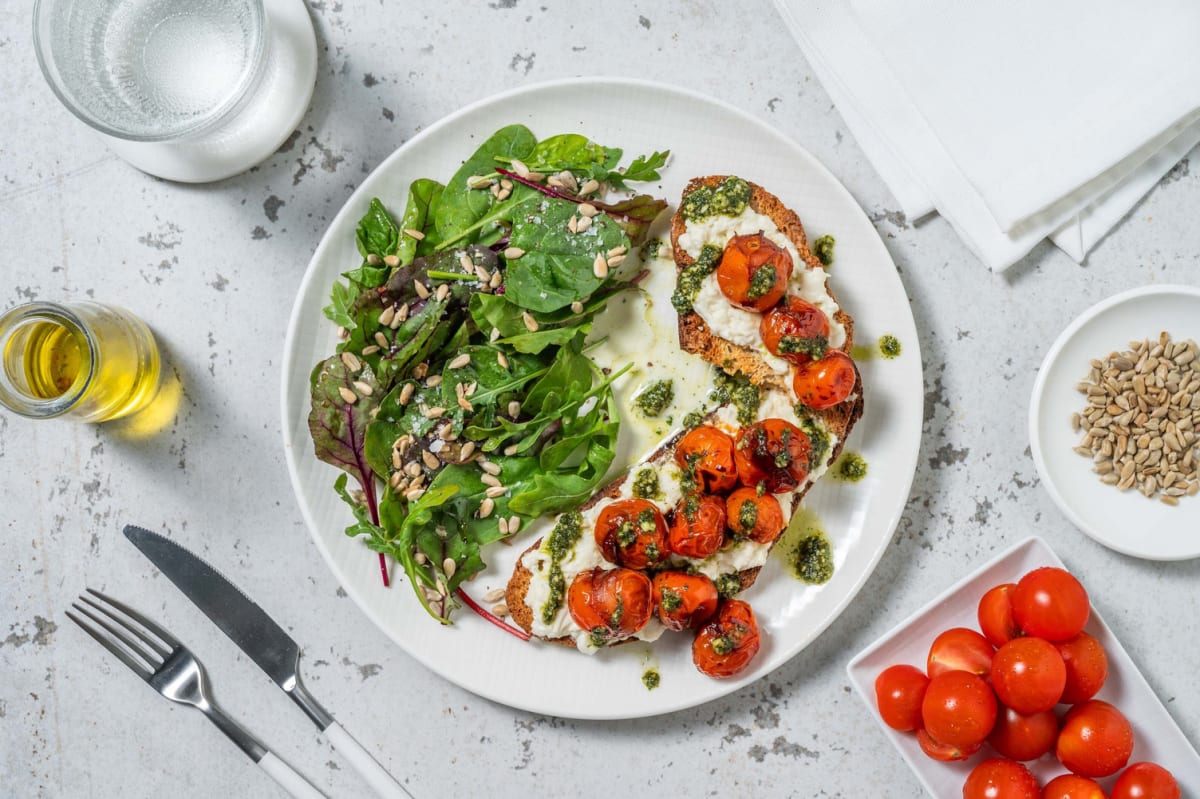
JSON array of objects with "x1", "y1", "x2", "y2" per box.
[{"x1": 67, "y1": 588, "x2": 326, "y2": 799}]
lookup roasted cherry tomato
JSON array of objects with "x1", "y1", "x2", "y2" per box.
[
  {"x1": 594, "y1": 499, "x2": 669, "y2": 569},
  {"x1": 566, "y1": 567, "x2": 653, "y2": 646},
  {"x1": 978, "y1": 582, "x2": 1023, "y2": 648},
  {"x1": 920, "y1": 669, "x2": 997, "y2": 749},
  {"x1": 675, "y1": 425, "x2": 739, "y2": 493},
  {"x1": 963, "y1": 758, "x2": 1040, "y2": 799},
  {"x1": 725, "y1": 487, "x2": 786, "y2": 544},
  {"x1": 1056, "y1": 699, "x2": 1135, "y2": 778},
  {"x1": 761, "y1": 295, "x2": 831, "y2": 365},
  {"x1": 991, "y1": 637, "x2": 1066, "y2": 715},
  {"x1": 734, "y1": 418, "x2": 811, "y2": 493},
  {"x1": 667, "y1": 494, "x2": 726, "y2": 559},
  {"x1": 1042, "y1": 774, "x2": 1106, "y2": 799},
  {"x1": 1055, "y1": 632, "x2": 1108, "y2": 704},
  {"x1": 988, "y1": 705, "x2": 1058, "y2": 762},
  {"x1": 926, "y1": 627, "x2": 995, "y2": 679},
  {"x1": 915, "y1": 729, "x2": 981, "y2": 762},
  {"x1": 1111, "y1": 762, "x2": 1181, "y2": 799},
  {"x1": 792, "y1": 350, "x2": 856, "y2": 410},
  {"x1": 874, "y1": 664, "x2": 929, "y2": 732},
  {"x1": 1012, "y1": 567, "x2": 1090, "y2": 642},
  {"x1": 692, "y1": 599, "x2": 761, "y2": 678},
  {"x1": 715, "y1": 232, "x2": 793, "y2": 312},
  {"x1": 652, "y1": 571, "x2": 718, "y2": 631}
]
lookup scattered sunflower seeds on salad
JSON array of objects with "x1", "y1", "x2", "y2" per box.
[{"x1": 308, "y1": 125, "x2": 670, "y2": 623}]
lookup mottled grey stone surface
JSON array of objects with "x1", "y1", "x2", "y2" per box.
[{"x1": 2, "y1": 1, "x2": 1198, "y2": 797}]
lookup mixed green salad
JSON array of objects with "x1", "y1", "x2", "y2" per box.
[{"x1": 308, "y1": 124, "x2": 669, "y2": 625}]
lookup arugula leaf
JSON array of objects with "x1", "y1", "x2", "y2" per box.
[
  {"x1": 322, "y1": 279, "x2": 359, "y2": 329},
  {"x1": 504, "y1": 197, "x2": 629, "y2": 313},
  {"x1": 616, "y1": 150, "x2": 670, "y2": 185},
  {"x1": 435, "y1": 124, "x2": 537, "y2": 246}
]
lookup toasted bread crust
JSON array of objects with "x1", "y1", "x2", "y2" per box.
[
  {"x1": 670, "y1": 176, "x2": 854, "y2": 391},
  {"x1": 506, "y1": 176, "x2": 865, "y2": 648}
]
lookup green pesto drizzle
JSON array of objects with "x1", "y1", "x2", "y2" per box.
[
  {"x1": 680, "y1": 176, "x2": 752, "y2": 222},
  {"x1": 540, "y1": 511, "x2": 583, "y2": 625}
]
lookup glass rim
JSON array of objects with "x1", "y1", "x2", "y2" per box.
[
  {"x1": 0, "y1": 302, "x2": 98, "y2": 418},
  {"x1": 31, "y1": 0, "x2": 269, "y2": 142}
]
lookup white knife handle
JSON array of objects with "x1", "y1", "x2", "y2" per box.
[
  {"x1": 258, "y1": 752, "x2": 327, "y2": 799},
  {"x1": 324, "y1": 720, "x2": 411, "y2": 798}
]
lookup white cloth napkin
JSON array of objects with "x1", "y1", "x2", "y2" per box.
[{"x1": 773, "y1": 0, "x2": 1200, "y2": 271}]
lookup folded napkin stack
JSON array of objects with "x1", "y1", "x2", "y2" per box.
[{"x1": 774, "y1": 0, "x2": 1200, "y2": 270}]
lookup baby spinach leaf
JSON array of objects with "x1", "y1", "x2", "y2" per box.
[
  {"x1": 396, "y1": 179, "x2": 443, "y2": 266},
  {"x1": 526, "y1": 133, "x2": 613, "y2": 174},
  {"x1": 435, "y1": 124, "x2": 537, "y2": 245},
  {"x1": 356, "y1": 198, "x2": 400, "y2": 260},
  {"x1": 504, "y1": 198, "x2": 629, "y2": 312}
]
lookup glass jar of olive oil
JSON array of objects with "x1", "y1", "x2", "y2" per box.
[{"x1": 0, "y1": 301, "x2": 161, "y2": 422}]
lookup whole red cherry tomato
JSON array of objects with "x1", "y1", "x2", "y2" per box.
[
  {"x1": 926, "y1": 627, "x2": 995, "y2": 679},
  {"x1": 1056, "y1": 699, "x2": 1135, "y2": 778},
  {"x1": 651, "y1": 571, "x2": 718, "y2": 631},
  {"x1": 915, "y1": 728, "x2": 981, "y2": 762},
  {"x1": 793, "y1": 350, "x2": 856, "y2": 409},
  {"x1": 988, "y1": 705, "x2": 1058, "y2": 761},
  {"x1": 733, "y1": 418, "x2": 811, "y2": 493},
  {"x1": 962, "y1": 758, "x2": 1040, "y2": 799},
  {"x1": 567, "y1": 567, "x2": 653, "y2": 646},
  {"x1": 725, "y1": 487, "x2": 786, "y2": 543},
  {"x1": 873, "y1": 664, "x2": 929, "y2": 731},
  {"x1": 761, "y1": 295, "x2": 830, "y2": 365},
  {"x1": 920, "y1": 669, "x2": 997, "y2": 749},
  {"x1": 675, "y1": 425, "x2": 738, "y2": 493},
  {"x1": 716, "y1": 232, "x2": 793, "y2": 312},
  {"x1": 990, "y1": 636, "x2": 1066, "y2": 715},
  {"x1": 593, "y1": 499, "x2": 669, "y2": 569},
  {"x1": 1055, "y1": 632, "x2": 1108, "y2": 704},
  {"x1": 978, "y1": 582, "x2": 1023, "y2": 648},
  {"x1": 667, "y1": 494, "x2": 726, "y2": 559},
  {"x1": 1042, "y1": 774, "x2": 1106, "y2": 799},
  {"x1": 1012, "y1": 567, "x2": 1090, "y2": 642},
  {"x1": 1111, "y1": 762, "x2": 1181, "y2": 799},
  {"x1": 692, "y1": 599, "x2": 760, "y2": 678}
]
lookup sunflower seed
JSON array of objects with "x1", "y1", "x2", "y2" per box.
[
  {"x1": 483, "y1": 587, "x2": 505, "y2": 602},
  {"x1": 338, "y1": 386, "x2": 357, "y2": 404},
  {"x1": 353, "y1": 381, "x2": 373, "y2": 396},
  {"x1": 497, "y1": 352, "x2": 509, "y2": 368},
  {"x1": 578, "y1": 203, "x2": 598, "y2": 217},
  {"x1": 576, "y1": 215, "x2": 592, "y2": 233},
  {"x1": 508, "y1": 400, "x2": 521, "y2": 418},
  {"x1": 491, "y1": 603, "x2": 509, "y2": 618},
  {"x1": 467, "y1": 175, "x2": 493, "y2": 189},
  {"x1": 460, "y1": 441, "x2": 476, "y2": 460},
  {"x1": 593, "y1": 253, "x2": 609, "y2": 278},
  {"x1": 579, "y1": 178, "x2": 600, "y2": 195},
  {"x1": 480, "y1": 460, "x2": 501, "y2": 476},
  {"x1": 414, "y1": 281, "x2": 430, "y2": 299},
  {"x1": 504, "y1": 247, "x2": 525, "y2": 260},
  {"x1": 422, "y1": 450, "x2": 440, "y2": 469},
  {"x1": 478, "y1": 498, "x2": 495, "y2": 518},
  {"x1": 481, "y1": 473, "x2": 501, "y2": 487},
  {"x1": 498, "y1": 517, "x2": 509, "y2": 536},
  {"x1": 485, "y1": 485, "x2": 507, "y2": 498},
  {"x1": 522, "y1": 311, "x2": 539, "y2": 332},
  {"x1": 442, "y1": 558, "x2": 457, "y2": 578},
  {"x1": 399, "y1": 382, "x2": 415, "y2": 405},
  {"x1": 571, "y1": 301, "x2": 584, "y2": 314},
  {"x1": 448, "y1": 353, "x2": 471, "y2": 370}
]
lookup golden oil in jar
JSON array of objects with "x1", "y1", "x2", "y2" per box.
[{"x1": 0, "y1": 302, "x2": 161, "y2": 422}]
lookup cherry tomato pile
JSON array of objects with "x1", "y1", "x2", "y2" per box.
[
  {"x1": 568, "y1": 420, "x2": 820, "y2": 678},
  {"x1": 716, "y1": 232, "x2": 858, "y2": 409},
  {"x1": 873, "y1": 566, "x2": 1181, "y2": 797}
]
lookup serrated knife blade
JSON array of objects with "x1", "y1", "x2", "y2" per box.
[{"x1": 123, "y1": 524, "x2": 410, "y2": 799}]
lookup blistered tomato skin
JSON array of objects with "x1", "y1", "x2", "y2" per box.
[
  {"x1": 873, "y1": 664, "x2": 929, "y2": 731},
  {"x1": 692, "y1": 600, "x2": 761, "y2": 678},
  {"x1": 1056, "y1": 699, "x2": 1135, "y2": 778},
  {"x1": 793, "y1": 350, "x2": 857, "y2": 410},
  {"x1": 734, "y1": 418, "x2": 811, "y2": 493},
  {"x1": 675, "y1": 425, "x2": 739, "y2": 493},
  {"x1": 962, "y1": 758, "x2": 1039, "y2": 799},
  {"x1": 593, "y1": 499, "x2": 670, "y2": 570},
  {"x1": 652, "y1": 571, "x2": 719, "y2": 631},
  {"x1": 566, "y1": 567, "x2": 654, "y2": 645},
  {"x1": 761, "y1": 295, "x2": 830, "y2": 365},
  {"x1": 667, "y1": 494, "x2": 726, "y2": 559},
  {"x1": 715, "y1": 232, "x2": 794, "y2": 312},
  {"x1": 725, "y1": 487, "x2": 786, "y2": 544}
]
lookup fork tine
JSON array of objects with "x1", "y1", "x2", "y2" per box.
[
  {"x1": 71, "y1": 601, "x2": 163, "y2": 671},
  {"x1": 86, "y1": 587, "x2": 180, "y2": 651},
  {"x1": 67, "y1": 609, "x2": 153, "y2": 680},
  {"x1": 79, "y1": 593, "x2": 172, "y2": 661}
]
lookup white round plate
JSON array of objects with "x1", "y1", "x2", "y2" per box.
[
  {"x1": 100, "y1": 0, "x2": 316, "y2": 183},
  {"x1": 281, "y1": 78, "x2": 924, "y2": 719},
  {"x1": 1030, "y1": 284, "x2": 1200, "y2": 561}
]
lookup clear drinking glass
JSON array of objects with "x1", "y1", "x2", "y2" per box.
[
  {"x1": 32, "y1": 0, "x2": 268, "y2": 142},
  {"x1": 0, "y1": 302, "x2": 161, "y2": 422}
]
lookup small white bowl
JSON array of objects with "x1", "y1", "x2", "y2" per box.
[
  {"x1": 846, "y1": 536, "x2": 1200, "y2": 797},
  {"x1": 1029, "y1": 285, "x2": 1200, "y2": 561}
]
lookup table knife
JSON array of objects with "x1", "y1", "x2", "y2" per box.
[{"x1": 124, "y1": 524, "x2": 411, "y2": 799}]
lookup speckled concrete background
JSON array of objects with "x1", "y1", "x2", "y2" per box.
[{"x1": 2, "y1": 1, "x2": 1198, "y2": 797}]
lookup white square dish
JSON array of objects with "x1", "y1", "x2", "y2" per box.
[{"x1": 845, "y1": 536, "x2": 1199, "y2": 797}]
